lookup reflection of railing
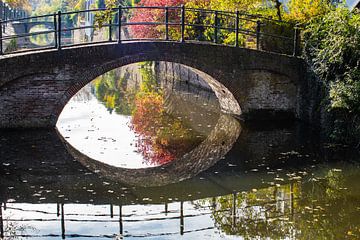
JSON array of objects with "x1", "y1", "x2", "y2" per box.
[
  {"x1": 0, "y1": 6, "x2": 300, "y2": 56},
  {"x1": 0, "y1": 184, "x2": 298, "y2": 239},
  {"x1": 0, "y1": 202, "x2": 214, "y2": 238}
]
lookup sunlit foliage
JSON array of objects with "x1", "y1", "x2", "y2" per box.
[
  {"x1": 286, "y1": 0, "x2": 332, "y2": 22},
  {"x1": 3, "y1": 0, "x2": 31, "y2": 12}
]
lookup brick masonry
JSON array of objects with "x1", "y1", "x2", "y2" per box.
[{"x1": 0, "y1": 41, "x2": 305, "y2": 128}]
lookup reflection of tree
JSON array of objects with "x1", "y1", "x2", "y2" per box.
[
  {"x1": 93, "y1": 62, "x2": 204, "y2": 166},
  {"x1": 131, "y1": 62, "x2": 203, "y2": 165},
  {"x1": 195, "y1": 185, "x2": 297, "y2": 239},
  {"x1": 3, "y1": 216, "x2": 37, "y2": 239},
  {"x1": 94, "y1": 69, "x2": 136, "y2": 115},
  {"x1": 194, "y1": 168, "x2": 360, "y2": 239}
]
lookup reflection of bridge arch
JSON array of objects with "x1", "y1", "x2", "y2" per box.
[{"x1": 65, "y1": 114, "x2": 241, "y2": 187}]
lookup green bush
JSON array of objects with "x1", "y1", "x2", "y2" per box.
[
  {"x1": 303, "y1": 7, "x2": 360, "y2": 145},
  {"x1": 5, "y1": 38, "x2": 18, "y2": 53}
]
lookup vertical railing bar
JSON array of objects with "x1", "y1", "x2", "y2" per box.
[
  {"x1": 0, "y1": 202, "x2": 3, "y2": 240},
  {"x1": 61, "y1": 203, "x2": 65, "y2": 239},
  {"x1": 0, "y1": 2, "x2": 2, "y2": 21},
  {"x1": 180, "y1": 201, "x2": 184, "y2": 235},
  {"x1": 4, "y1": 7, "x2": 6, "y2": 28},
  {"x1": 57, "y1": 11, "x2": 62, "y2": 50},
  {"x1": 235, "y1": 10, "x2": 239, "y2": 47},
  {"x1": 256, "y1": 20, "x2": 261, "y2": 50},
  {"x1": 293, "y1": 26, "x2": 299, "y2": 56},
  {"x1": 110, "y1": 204, "x2": 114, "y2": 218},
  {"x1": 0, "y1": 20, "x2": 3, "y2": 55},
  {"x1": 109, "y1": 17, "x2": 112, "y2": 41},
  {"x1": 214, "y1": 10, "x2": 218, "y2": 44},
  {"x1": 118, "y1": 5, "x2": 122, "y2": 43},
  {"x1": 181, "y1": 5, "x2": 185, "y2": 43},
  {"x1": 165, "y1": 6, "x2": 169, "y2": 41},
  {"x1": 119, "y1": 205, "x2": 123, "y2": 235},
  {"x1": 53, "y1": 13, "x2": 58, "y2": 49}
]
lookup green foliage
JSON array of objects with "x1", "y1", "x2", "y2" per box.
[
  {"x1": 5, "y1": 38, "x2": 18, "y2": 53},
  {"x1": 32, "y1": 0, "x2": 62, "y2": 16},
  {"x1": 94, "y1": 69, "x2": 136, "y2": 115},
  {"x1": 303, "y1": 7, "x2": 360, "y2": 144},
  {"x1": 304, "y1": 7, "x2": 360, "y2": 111},
  {"x1": 94, "y1": 0, "x2": 118, "y2": 28}
]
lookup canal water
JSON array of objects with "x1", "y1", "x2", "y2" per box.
[{"x1": 0, "y1": 62, "x2": 359, "y2": 239}]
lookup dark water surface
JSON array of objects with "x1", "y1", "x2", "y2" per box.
[{"x1": 1, "y1": 62, "x2": 360, "y2": 239}]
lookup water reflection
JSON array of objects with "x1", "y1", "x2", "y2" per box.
[
  {"x1": 57, "y1": 62, "x2": 221, "y2": 168},
  {"x1": 66, "y1": 114, "x2": 241, "y2": 187},
  {"x1": 2, "y1": 61, "x2": 360, "y2": 239},
  {"x1": 0, "y1": 124, "x2": 359, "y2": 239}
]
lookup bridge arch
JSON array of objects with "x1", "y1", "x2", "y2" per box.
[
  {"x1": 11, "y1": 21, "x2": 55, "y2": 47},
  {"x1": 55, "y1": 50, "x2": 242, "y2": 123},
  {"x1": 0, "y1": 41, "x2": 304, "y2": 128}
]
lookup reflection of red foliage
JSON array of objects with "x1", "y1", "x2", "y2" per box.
[
  {"x1": 136, "y1": 137, "x2": 175, "y2": 164},
  {"x1": 131, "y1": 93, "x2": 176, "y2": 165},
  {"x1": 131, "y1": 93, "x2": 163, "y2": 136},
  {"x1": 131, "y1": 92, "x2": 201, "y2": 166},
  {"x1": 129, "y1": 0, "x2": 185, "y2": 39}
]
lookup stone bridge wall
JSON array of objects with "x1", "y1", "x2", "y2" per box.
[{"x1": 0, "y1": 42, "x2": 305, "y2": 128}]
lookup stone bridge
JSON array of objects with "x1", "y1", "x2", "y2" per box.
[
  {"x1": 0, "y1": 41, "x2": 305, "y2": 128},
  {"x1": 12, "y1": 21, "x2": 54, "y2": 34},
  {"x1": 11, "y1": 21, "x2": 55, "y2": 47}
]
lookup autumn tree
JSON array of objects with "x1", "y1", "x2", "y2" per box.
[
  {"x1": 286, "y1": 0, "x2": 332, "y2": 22},
  {"x1": 3, "y1": 0, "x2": 31, "y2": 12},
  {"x1": 129, "y1": 0, "x2": 185, "y2": 39}
]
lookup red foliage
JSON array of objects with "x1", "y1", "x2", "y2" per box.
[{"x1": 129, "y1": 0, "x2": 185, "y2": 39}]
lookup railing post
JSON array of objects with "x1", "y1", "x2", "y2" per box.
[
  {"x1": 165, "y1": 6, "x2": 169, "y2": 41},
  {"x1": 4, "y1": 5, "x2": 6, "y2": 24},
  {"x1": 293, "y1": 27, "x2": 300, "y2": 56},
  {"x1": 108, "y1": 18, "x2": 112, "y2": 41},
  {"x1": 118, "y1": 5, "x2": 122, "y2": 43},
  {"x1": 0, "y1": 2, "x2": 3, "y2": 20},
  {"x1": 54, "y1": 13, "x2": 58, "y2": 49},
  {"x1": 181, "y1": 5, "x2": 185, "y2": 43},
  {"x1": 214, "y1": 10, "x2": 218, "y2": 44},
  {"x1": 256, "y1": 20, "x2": 261, "y2": 50},
  {"x1": 235, "y1": 10, "x2": 239, "y2": 47},
  {"x1": 57, "y1": 11, "x2": 61, "y2": 50},
  {"x1": 0, "y1": 20, "x2": 2, "y2": 55}
]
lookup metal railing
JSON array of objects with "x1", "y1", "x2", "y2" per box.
[
  {"x1": 0, "y1": 1, "x2": 27, "y2": 21},
  {"x1": 0, "y1": 5, "x2": 301, "y2": 56}
]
